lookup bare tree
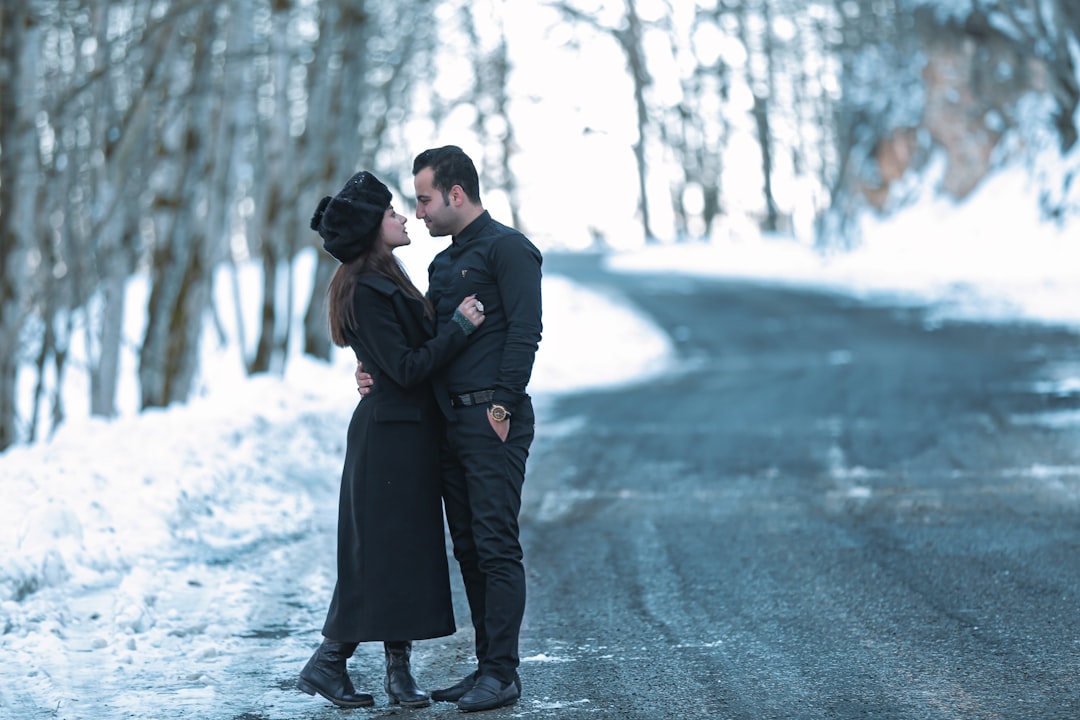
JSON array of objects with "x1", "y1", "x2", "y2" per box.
[
  {"x1": 974, "y1": 0, "x2": 1080, "y2": 218},
  {"x1": 300, "y1": 1, "x2": 353, "y2": 361},
  {"x1": 658, "y1": 4, "x2": 730, "y2": 240},
  {"x1": 0, "y1": 3, "x2": 42, "y2": 450},
  {"x1": 732, "y1": 0, "x2": 780, "y2": 231},
  {"x1": 299, "y1": 0, "x2": 436, "y2": 361},
  {"x1": 204, "y1": 1, "x2": 254, "y2": 365},
  {"x1": 247, "y1": 0, "x2": 300, "y2": 376},
  {"x1": 299, "y1": 0, "x2": 380, "y2": 361},
  {"x1": 139, "y1": 5, "x2": 219, "y2": 408},
  {"x1": 0, "y1": 0, "x2": 450, "y2": 447},
  {"x1": 459, "y1": 2, "x2": 523, "y2": 230},
  {"x1": 931, "y1": 0, "x2": 1079, "y2": 150},
  {"x1": 79, "y1": 1, "x2": 171, "y2": 418},
  {"x1": 815, "y1": 0, "x2": 919, "y2": 247},
  {"x1": 554, "y1": 0, "x2": 658, "y2": 240}
]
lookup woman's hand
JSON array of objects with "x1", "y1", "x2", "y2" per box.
[
  {"x1": 456, "y1": 294, "x2": 486, "y2": 329},
  {"x1": 355, "y1": 361, "x2": 373, "y2": 396}
]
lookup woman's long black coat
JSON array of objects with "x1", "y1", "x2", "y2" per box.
[{"x1": 322, "y1": 273, "x2": 466, "y2": 642}]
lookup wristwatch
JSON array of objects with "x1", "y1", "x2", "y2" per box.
[{"x1": 489, "y1": 404, "x2": 511, "y2": 422}]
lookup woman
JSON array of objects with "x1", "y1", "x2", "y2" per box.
[{"x1": 298, "y1": 171, "x2": 485, "y2": 709}]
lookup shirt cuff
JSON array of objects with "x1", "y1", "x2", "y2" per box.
[{"x1": 493, "y1": 390, "x2": 523, "y2": 413}]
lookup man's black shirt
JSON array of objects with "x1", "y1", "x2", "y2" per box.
[{"x1": 427, "y1": 211, "x2": 542, "y2": 413}]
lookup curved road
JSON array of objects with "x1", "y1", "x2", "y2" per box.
[{"x1": 510, "y1": 254, "x2": 1080, "y2": 719}]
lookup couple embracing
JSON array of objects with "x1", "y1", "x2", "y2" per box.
[{"x1": 297, "y1": 145, "x2": 542, "y2": 713}]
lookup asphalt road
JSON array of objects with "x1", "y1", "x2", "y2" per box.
[
  {"x1": 504, "y1": 254, "x2": 1080, "y2": 720},
  {"x1": 48, "y1": 253, "x2": 1077, "y2": 720}
]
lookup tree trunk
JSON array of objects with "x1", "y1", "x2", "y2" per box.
[
  {"x1": 303, "y1": 255, "x2": 334, "y2": 358},
  {"x1": 91, "y1": 270, "x2": 127, "y2": 417},
  {"x1": 0, "y1": 3, "x2": 38, "y2": 450},
  {"x1": 139, "y1": 8, "x2": 216, "y2": 408},
  {"x1": 250, "y1": 253, "x2": 278, "y2": 375},
  {"x1": 301, "y1": 0, "x2": 371, "y2": 362},
  {"x1": 753, "y1": 93, "x2": 779, "y2": 232},
  {"x1": 249, "y1": 5, "x2": 296, "y2": 376},
  {"x1": 87, "y1": 1, "x2": 129, "y2": 418},
  {"x1": 620, "y1": 0, "x2": 654, "y2": 241}
]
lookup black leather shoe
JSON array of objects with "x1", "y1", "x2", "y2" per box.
[
  {"x1": 431, "y1": 671, "x2": 477, "y2": 702},
  {"x1": 456, "y1": 674, "x2": 521, "y2": 713}
]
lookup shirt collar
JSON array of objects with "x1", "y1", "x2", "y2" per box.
[{"x1": 452, "y1": 210, "x2": 492, "y2": 246}]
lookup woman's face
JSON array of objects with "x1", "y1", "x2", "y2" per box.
[{"x1": 379, "y1": 206, "x2": 410, "y2": 251}]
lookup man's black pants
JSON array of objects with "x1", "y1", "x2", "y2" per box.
[{"x1": 441, "y1": 398, "x2": 535, "y2": 685}]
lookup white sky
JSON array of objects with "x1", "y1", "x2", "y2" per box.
[{"x1": 3, "y1": 157, "x2": 1080, "y2": 715}]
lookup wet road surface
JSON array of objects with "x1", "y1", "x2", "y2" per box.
[{"x1": 512, "y1": 254, "x2": 1080, "y2": 719}]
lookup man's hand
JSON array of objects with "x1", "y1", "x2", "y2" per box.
[
  {"x1": 355, "y1": 361, "x2": 374, "y2": 397},
  {"x1": 487, "y1": 406, "x2": 509, "y2": 442}
]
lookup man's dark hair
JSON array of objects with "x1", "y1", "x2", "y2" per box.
[{"x1": 412, "y1": 145, "x2": 481, "y2": 204}]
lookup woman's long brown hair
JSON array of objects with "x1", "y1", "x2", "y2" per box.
[{"x1": 327, "y1": 234, "x2": 433, "y2": 348}]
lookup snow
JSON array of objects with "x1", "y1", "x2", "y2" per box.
[
  {"x1": 610, "y1": 166, "x2": 1080, "y2": 328},
  {"x1": 2, "y1": 160, "x2": 1079, "y2": 715}
]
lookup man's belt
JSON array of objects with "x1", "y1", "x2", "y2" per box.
[{"x1": 450, "y1": 389, "x2": 495, "y2": 408}]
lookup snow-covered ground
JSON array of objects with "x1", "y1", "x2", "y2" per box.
[{"x1": 2, "y1": 164, "x2": 1079, "y2": 715}]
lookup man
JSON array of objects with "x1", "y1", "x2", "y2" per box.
[{"x1": 358, "y1": 145, "x2": 542, "y2": 712}]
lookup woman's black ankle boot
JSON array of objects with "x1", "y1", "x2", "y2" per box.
[
  {"x1": 384, "y1": 641, "x2": 431, "y2": 708},
  {"x1": 297, "y1": 639, "x2": 374, "y2": 707}
]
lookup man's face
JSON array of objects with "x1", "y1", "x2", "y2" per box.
[{"x1": 413, "y1": 167, "x2": 457, "y2": 237}]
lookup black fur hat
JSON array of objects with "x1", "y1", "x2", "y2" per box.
[{"x1": 310, "y1": 171, "x2": 392, "y2": 263}]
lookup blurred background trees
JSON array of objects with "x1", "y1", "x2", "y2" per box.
[{"x1": 1, "y1": 0, "x2": 1078, "y2": 450}]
